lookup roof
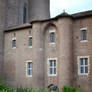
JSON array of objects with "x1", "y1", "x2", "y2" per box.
[
  {"x1": 4, "y1": 23, "x2": 32, "y2": 32},
  {"x1": 72, "y1": 10, "x2": 92, "y2": 18},
  {"x1": 4, "y1": 10, "x2": 92, "y2": 32},
  {"x1": 31, "y1": 10, "x2": 92, "y2": 23}
]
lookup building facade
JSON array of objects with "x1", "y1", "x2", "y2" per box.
[
  {"x1": 3, "y1": 11, "x2": 92, "y2": 92},
  {"x1": 0, "y1": 0, "x2": 92, "y2": 92},
  {"x1": 0, "y1": 0, "x2": 50, "y2": 84}
]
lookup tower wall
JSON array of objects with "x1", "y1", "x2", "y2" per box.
[
  {"x1": 29, "y1": 0, "x2": 50, "y2": 21},
  {"x1": 5, "y1": 0, "x2": 29, "y2": 28},
  {"x1": 57, "y1": 18, "x2": 74, "y2": 89},
  {"x1": 0, "y1": 0, "x2": 5, "y2": 79}
]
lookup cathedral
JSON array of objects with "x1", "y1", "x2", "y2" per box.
[{"x1": 0, "y1": 0, "x2": 92, "y2": 92}]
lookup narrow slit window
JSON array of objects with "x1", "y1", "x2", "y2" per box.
[
  {"x1": 23, "y1": 6, "x2": 27, "y2": 23},
  {"x1": 12, "y1": 39, "x2": 16, "y2": 48},
  {"x1": 29, "y1": 37, "x2": 32, "y2": 47}
]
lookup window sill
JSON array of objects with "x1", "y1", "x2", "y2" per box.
[
  {"x1": 78, "y1": 73, "x2": 88, "y2": 76},
  {"x1": 48, "y1": 74, "x2": 57, "y2": 77},
  {"x1": 29, "y1": 46, "x2": 32, "y2": 48},
  {"x1": 26, "y1": 75, "x2": 32, "y2": 77},
  {"x1": 49, "y1": 43, "x2": 55, "y2": 45},
  {"x1": 12, "y1": 47, "x2": 16, "y2": 49},
  {"x1": 80, "y1": 40, "x2": 88, "y2": 43}
]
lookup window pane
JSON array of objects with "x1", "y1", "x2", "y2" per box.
[
  {"x1": 29, "y1": 37, "x2": 32, "y2": 46},
  {"x1": 28, "y1": 69, "x2": 32, "y2": 75},
  {"x1": 50, "y1": 61, "x2": 53, "y2": 67},
  {"x1": 85, "y1": 66, "x2": 88, "y2": 73},
  {"x1": 12, "y1": 40, "x2": 16, "y2": 47},
  {"x1": 50, "y1": 32, "x2": 55, "y2": 43},
  {"x1": 54, "y1": 60, "x2": 56, "y2": 67},
  {"x1": 82, "y1": 30, "x2": 86, "y2": 40},
  {"x1": 50, "y1": 68, "x2": 53, "y2": 74},
  {"x1": 54, "y1": 68, "x2": 56, "y2": 74},
  {"x1": 28, "y1": 62, "x2": 32, "y2": 68},
  {"x1": 80, "y1": 67, "x2": 84, "y2": 74},
  {"x1": 80, "y1": 58, "x2": 83, "y2": 65},
  {"x1": 85, "y1": 58, "x2": 88, "y2": 65}
]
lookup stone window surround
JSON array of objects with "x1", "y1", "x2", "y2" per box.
[
  {"x1": 26, "y1": 60, "x2": 32, "y2": 77},
  {"x1": 47, "y1": 58, "x2": 58, "y2": 77},
  {"x1": 77, "y1": 56, "x2": 90, "y2": 76}
]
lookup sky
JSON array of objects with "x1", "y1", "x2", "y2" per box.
[{"x1": 50, "y1": 0, "x2": 92, "y2": 17}]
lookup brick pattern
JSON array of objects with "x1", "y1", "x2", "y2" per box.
[{"x1": 4, "y1": 16, "x2": 92, "y2": 92}]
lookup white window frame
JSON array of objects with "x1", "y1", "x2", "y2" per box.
[
  {"x1": 47, "y1": 58, "x2": 57, "y2": 76},
  {"x1": 12, "y1": 37, "x2": 16, "y2": 49},
  {"x1": 77, "y1": 56, "x2": 89, "y2": 76},
  {"x1": 26, "y1": 60, "x2": 32, "y2": 77},
  {"x1": 28, "y1": 36, "x2": 32, "y2": 48},
  {"x1": 80, "y1": 27, "x2": 88, "y2": 42}
]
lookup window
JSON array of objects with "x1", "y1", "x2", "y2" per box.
[
  {"x1": 12, "y1": 39, "x2": 16, "y2": 48},
  {"x1": 82, "y1": 30, "x2": 86, "y2": 40},
  {"x1": 29, "y1": 36, "x2": 32, "y2": 47},
  {"x1": 23, "y1": 6, "x2": 27, "y2": 23},
  {"x1": 78, "y1": 56, "x2": 89, "y2": 75},
  {"x1": 48, "y1": 58, "x2": 57, "y2": 76},
  {"x1": 26, "y1": 61, "x2": 32, "y2": 77},
  {"x1": 50, "y1": 32, "x2": 55, "y2": 43},
  {"x1": 80, "y1": 27, "x2": 87, "y2": 42}
]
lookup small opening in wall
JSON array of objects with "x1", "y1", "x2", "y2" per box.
[
  {"x1": 48, "y1": 84, "x2": 58, "y2": 91},
  {"x1": 13, "y1": 33, "x2": 16, "y2": 37},
  {"x1": 29, "y1": 30, "x2": 31, "y2": 34},
  {"x1": 78, "y1": 85, "x2": 80, "y2": 88}
]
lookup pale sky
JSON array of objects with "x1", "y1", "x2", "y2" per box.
[{"x1": 50, "y1": 0, "x2": 92, "y2": 17}]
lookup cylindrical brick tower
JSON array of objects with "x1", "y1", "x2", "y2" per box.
[
  {"x1": 29, "y1": 0, "x2": 50, "y2": 21},
  {"x1": 57, "y1": 15, "x2": 74, "y2": 91}
]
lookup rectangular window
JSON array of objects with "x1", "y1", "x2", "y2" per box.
[
  {"x1": 50, "y1": 32, "x2": 55, "y2": 43},
  {"x1": 27, "y1": 62, "x2": 32, "y2": 77},
  {"x1": 80, "y1": 58, "x2": 88, "y2": 74},
  {"x1": 12, "y1": 39, "x2": 16, "y2": 48},
  {"x1": 29, "y1": 37, "x2": 32, "y2": 47},
  {"x1": 82, "y1": 30, "x2": 86, "y2": 41},
  {"x1": 78, "y1": 56, "x2": 89, "y2": 75},
  {"x1": 49, "y1": 59, "x2": 56, "y2": 76}
]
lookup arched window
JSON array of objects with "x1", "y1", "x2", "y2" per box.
[{"x1": 44, "y1": 23, "x2": 57, "y2": 45}]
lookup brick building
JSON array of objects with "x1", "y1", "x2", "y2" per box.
[{"x1": 0, "y1": 0, "x2": 92, "y2": 92}]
